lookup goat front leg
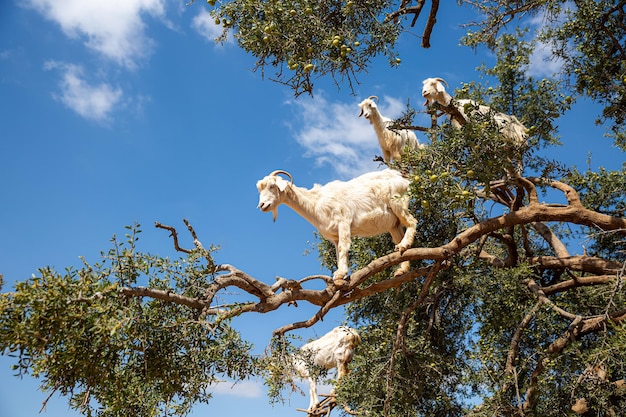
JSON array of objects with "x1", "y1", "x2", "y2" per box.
[
  {"x1": 332, "y1": 224, "x2": 351, "y2": 287},
  {"x1": 308, "y1": 377, "x2": 318, "y2": 411}
]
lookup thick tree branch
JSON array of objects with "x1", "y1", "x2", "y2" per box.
[
  {"x1": 531, "y1": 221, "x2": 570, "y2": 258},
  {"x1": 528, "y1": 256, "x2": 622, "y2": 276},
  {"x1": 142, "y1": 183, "x2": 626, "y2": 335},
  {"x1": 422, "y1": 0, "x2": 439, "y2": 48},
  {"x1": 542, "y1": 275, "x2": 622, "y2": 295}
]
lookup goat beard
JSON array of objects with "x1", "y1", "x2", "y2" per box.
[{"x1": 272, "y1": 208, "x2": 278, "y2": 222}]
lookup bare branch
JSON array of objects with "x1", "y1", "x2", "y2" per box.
[
  {"x1": 531, "y1": 221, "x2": 570, "y2": 258},
  {"x1": 384, "y1": 262, "x2": 441, "y2": 416},
  {"x1": 422, "y1": 0, "x2": 439, "y2": 48},
  {"x1": 155, "y1": 221, "x2": 191, "y2": 254},
  {"x1": 524, "y1": 278, "x2": 579, "y2": 321},
  {"x1": 119, "y1": 286, "x2": 208, "y2": 310},
  {"x1": 522, "y1": 315, "x2": 584, "y2": 411},
  {"x1": 505, "y1": 301, "x2": 543, "y2": 376},
  {"x1": 385, "y1": 0, "x2": 426, "y2": 25}
]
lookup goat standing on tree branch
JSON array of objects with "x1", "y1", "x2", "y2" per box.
[
  {"x1": 421, "y1": 77, "x2": 528, "y2": 147},
  {"x1": 358, "y1": 95, "x2": 423, "y2": 163},
  {"x1": 256, "y1": 169, "x2": 417, "y2": 286},
  {"x1": 294, "y1": 326, "x2": 361, "y2": 411}
]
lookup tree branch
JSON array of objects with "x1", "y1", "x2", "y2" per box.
[
  {"x1": 155, "y1": 221, "x2": 191, "y2": 254},
  {"x1": 421, "y1": 0, "x2": 439, "y2": 48},
  {"x1": 522, "y1": 315, "x2": 584, "y2": 411},
  {"x1": 384, "y1": 262, "x2": 441, "y2": 416},
  {"x1": 125, "y1": 186, "x2": 626, "y2": 335}
]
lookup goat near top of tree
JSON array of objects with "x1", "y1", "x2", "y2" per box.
[
  {"x1": 357, "y1": 95, "x2": 424, "y2": 163},
  {"x1": 421, "y1": 76, "x2": 528, "y2": 147}
]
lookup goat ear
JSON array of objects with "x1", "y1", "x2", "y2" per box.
[{"x1": 276, "y1": 178, "x2": 289, "y2": 192}]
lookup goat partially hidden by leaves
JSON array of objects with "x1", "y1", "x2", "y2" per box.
[{"x1": 293, "y1": 326, "x2": 361, "y2": 411}]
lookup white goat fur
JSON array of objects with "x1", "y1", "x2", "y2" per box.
[
  {"x1": 421, "y1": 77, "x2": 528, "y2": 146},
  {"x1": 294, "y1": 326, "x2": 361, "y2": 410},
  {"x1": 256, "y1": 169, "x2": 417, "y2": 283},
  {"x1": 358, "y1": 96, "x2": 423, "y2": 162}
]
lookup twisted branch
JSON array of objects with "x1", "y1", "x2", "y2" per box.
[{"x1": 136, "y1": 176, "x2": 626, "y2": 336}]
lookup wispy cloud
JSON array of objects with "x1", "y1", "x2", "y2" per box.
[
  {"x1": 210, "y1": 379, "x2": 264, "y2": 398},
  {"x1": 45, "y1": 61, "x2": 122, "y2": 122},
  {"x1": 23, "y1": 0, "x2": 169, "y2": 122},
  {"x1": 287, "y1": 94, "x2": 414, "y2": 178},
  {"x1": 528, "y1": 40, "x2": 564, "y2": 78},
  {"x1": 526, "y1": 9, "x2": 567, "y2": 78},
  {"x1": 25, "y1": 0, "x2": 166, "y2": 69},
  {"x1": 192, "y1": 8, "x2": 231, "y2": 44}
]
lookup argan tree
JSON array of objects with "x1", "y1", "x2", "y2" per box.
[{"x1": 1, "y1": 1, "x2": 625, "y2": 416}]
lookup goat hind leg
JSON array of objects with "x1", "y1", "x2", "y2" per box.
[
  {"x1": 390, "y1": 202, "x2": 417, "y2": 253},
  {"x1": 390, "y1": 227, "x2": 411, "y2": 276}
]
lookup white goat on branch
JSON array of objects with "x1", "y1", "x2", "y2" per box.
[
  {"x1": 294, "y1": 326, "x2": 361, "y2": 411},
  {"x1": 421, "y1": 77, "x2": 528, "y2": 147},
  {"x1": 358, "y1": 95, "x2": 423, "y2": 162},
  {"x1": 256, "y1": 169, "x2": 417, "y2": 285}
]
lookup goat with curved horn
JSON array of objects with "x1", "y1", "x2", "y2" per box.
[{"x1": 256, "y1": 169, "x2": 417, "y2": 285}]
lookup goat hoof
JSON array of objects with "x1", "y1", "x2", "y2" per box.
[
  {"x1": 393, "y1": 268, "x2": 408, "y2": 278},
  {"x1": 333, "y1": 278, "x2": 348, "y2": 288}
]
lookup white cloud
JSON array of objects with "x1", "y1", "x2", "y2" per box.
[
  {"x1": 210, "y1": 379, "x2": 264, "y2": 398},
  {"x1": 192, "y1": 8, "x2": 230, "y2": 44},
  {"x1": 528, "y1": 40, "x2": 564, "y2": 77},
  {"x1": 45, "y1": 61, "x2": 123, "y2": 122},
  {"x1": 288, "y1": 94, "x2": 417, "y2": 178},
  {"x1": 526, "y1": 8, "x2": 568, "y2": 77},
  {"x1": 25, "y1": 0, "x2": 166, "y2": 69}
]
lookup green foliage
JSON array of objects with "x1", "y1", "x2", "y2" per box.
[
  {"x1": 464, "y1": 0, "x2": 626, "y2": 149},
  {"x1": 0, "y1": 225, "x2": 258, "y2": 417},
  {"x1": 212, "y1": 0, "x2": 401, "y2": 95},
  {"x1": 311, "y1": 16, "x2": 626, "y2": 415},
  {"x1": 2, "y1": 2, "x2": 626, "y2": 416},
  {"x1": 334, "y1": 266, "x2": 476, "y2": 416},
  {"x1": 541, "y1": 0, "x2": 626, "y2": 133},
  {"x1": 260, "y1": 334, "x2": 303, "y2": 404}
]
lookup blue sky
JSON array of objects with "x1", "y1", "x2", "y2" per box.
[{"x1": 0, "y1": 1, "x2": 623, "y2": 416}]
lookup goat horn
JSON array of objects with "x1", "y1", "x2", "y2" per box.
[
  {"x1": 368, "y1": 95, "x2": 379, "y2": 101},
  {"x1": 269, "y1": 170, "x2": 293, "y2": 183},
  {"x1": 435, "y1": 78, "x2": 448, "y2": 88}
]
